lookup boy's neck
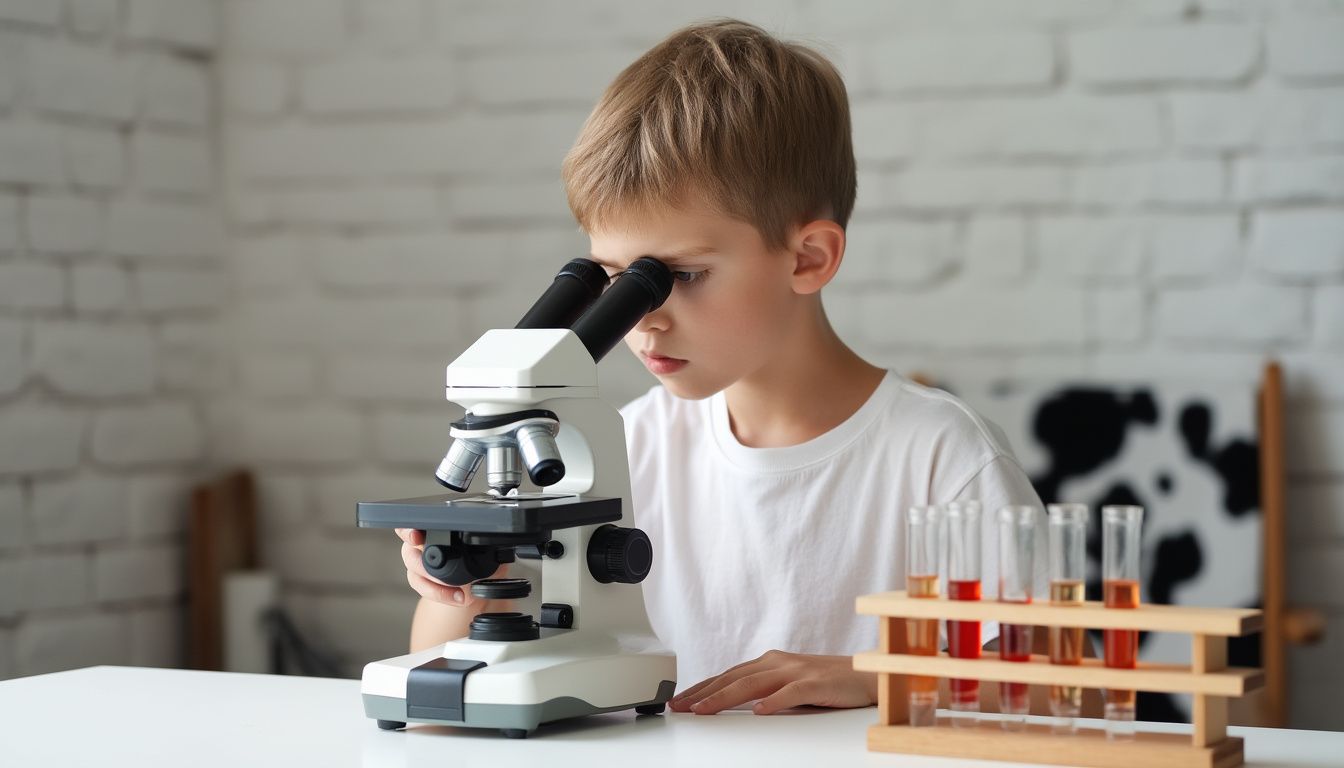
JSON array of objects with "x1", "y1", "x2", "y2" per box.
[{"x1": 722, "y1": 302, "x2": 885, "y2": 449}]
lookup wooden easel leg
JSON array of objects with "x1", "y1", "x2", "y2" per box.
[
  {"x1": 1260, "y1": 361, "x2": 1287, "y2": 727},
  {"x1": 1193, "y1": 634, "x2": 1229, "y2": 747}
]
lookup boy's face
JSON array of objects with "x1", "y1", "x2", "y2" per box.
[{"x1": 587, "y1": 197, "x2": 800, "y2": 400}]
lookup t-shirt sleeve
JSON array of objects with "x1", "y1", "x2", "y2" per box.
[
  {"x1": 618, "y1": 388, "x2": 660, "y2": 528},
  {"x1": 618, "y1": 389, "x2": 659, "y2": 468}
]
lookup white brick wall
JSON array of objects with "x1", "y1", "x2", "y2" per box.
[
  {"x1": 300, "y1": 56, "x2": 458, "y2": 113},
  {"x1": 14, "y1": 614, "x2": 131, "y2": 676},
  {"x1": 1267, "y1": 19, "x2": 1344, "y2": 79},
  {"x1": 90, "y1": 403, "x2": 207, "y2": 466},
  {"x1": 1069, "y1": 25, "x2": 1259, "y2": 86},
  {"x1": 2, "y1": 0, "x2": 1343, "y2": 732},
  {"x1": 125, "y1": 0, "x2": 217, "y2": 52},
  {"x1": 32, "y1": 323, "x2": 157, "y2": 397},
  {"x1": 30, "y1": 473, "x2": 128, "y2": 545},
  {"x1": 1252, "y1": 209, "x2": 1344, "y2": 277},
  {"x1": 0, "y1": 2, "x2": 224, "y2": 679}
]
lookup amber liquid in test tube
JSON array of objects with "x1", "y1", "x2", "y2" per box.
[
  {"x1": 945, "y1": 501, "x2": 982, "y2": 727},
  {"x1": 1103, "y1": 505, "x2": 1144, "y2": 741},
  {"x1": 905, "y1": 505, "x2": 943, "y2": 727},
  {"x1": 1047, "y1": 503, "x2": 1088, "y2": 734},
  {"x1": 997, "y1": 506, "x2": 1038, "y2": 731}
]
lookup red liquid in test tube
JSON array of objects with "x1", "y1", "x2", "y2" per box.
[{"x1": 945, "y1": 501, "x2": 982, "y2": 727}]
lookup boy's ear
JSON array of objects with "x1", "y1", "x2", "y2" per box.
[{"x1": 789, "y1": 219, "x2": 846, "y2": 295}]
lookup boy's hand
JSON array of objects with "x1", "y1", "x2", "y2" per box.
[
  {"x1": 395, "y1": 528, "x2": 506, "y2": 606},
  {"x1": 669, "y1": 651, "x2": 877, "y2": 715}
]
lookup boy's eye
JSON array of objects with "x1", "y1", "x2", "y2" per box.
[
  {"x1": 605, "y1": 269, "x2": 706, "y2": 287},
  {"x1": 672, "y1": 270, "x2": 706, "y2": 286}
]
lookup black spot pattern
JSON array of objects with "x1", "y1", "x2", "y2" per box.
[
  {"x1": 1150, "y1": 531, "x2": 1202, "y2": 607},
  {"x1": 1031, "y1": 389, "x2": 1159, "y2": 505},
  {"x1": 1156, "y1": 473, "x2": 1174, "y2": 494},
  {"x1": 1178, "y1": 402, "x2": 1260, "y2": 518}
]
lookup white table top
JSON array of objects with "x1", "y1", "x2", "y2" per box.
[{"x1": 0, "y1": 666, "x2": 1338, "y2": 767}]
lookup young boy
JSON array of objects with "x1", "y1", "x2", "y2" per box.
[{"x1": 397, "y1": 19, "x2": 1048, "y2": 717}]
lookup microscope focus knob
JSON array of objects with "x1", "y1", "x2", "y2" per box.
[{"x1": 586, "y1": 524, "x2": 653, "y2": 584}]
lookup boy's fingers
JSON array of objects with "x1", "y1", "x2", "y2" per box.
[
  {"x1": 394, "y1": 528, "x2": 425, "y2": 546},
  {"x1": 669, "y1": 675, "x2": 726, "y2": 711},
  {"x1": 690, "y1": 671, "x2": 788, "y2": 715},
  {"x1": 401, "y1": 542, "x2": 456, "y2": 590},
  {"x1": 407, "y1": 570, "x2": 465, "y2": 605},
  {"x1": 752, "y1": 680, "x2": 818, "y2": 715},
  {"x1": 677, "y1": 665, "x2": 766, "y2": 712},
  {"x1": 670, "y1": 656, "x2": 765, "y2": 709},
  {"x1": 400, "y1": 541, "x2": 427, "y2": 577}
]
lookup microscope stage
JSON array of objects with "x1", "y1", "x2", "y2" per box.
[{"x1": 356, "y1": 493, "x2": 620, "y2": 533}]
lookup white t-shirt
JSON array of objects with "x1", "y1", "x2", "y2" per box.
[{"x1": 619, "y1": 370, "x2": 1048, "y2": 687}]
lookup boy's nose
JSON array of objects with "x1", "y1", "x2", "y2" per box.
[{"x1": 634, "y1": 303, "x2": 671, "y2": 333}]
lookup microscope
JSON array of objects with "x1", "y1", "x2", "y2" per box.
[{"x1": 356, "y1": 257, "x2": 677, "y2": 739}]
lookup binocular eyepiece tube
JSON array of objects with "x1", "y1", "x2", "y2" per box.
[
  {"x1": 514, "y1": 258, "x2": 609, "y2": 330},
  {"x1": 435, "y1": 256, "x2": 674, "y2": 494},
  {"x1": 514, "y1": 256, "x2": 674, "y2": 362},
  {"x1": 569, "y1": 256, "x2": 673, "y2": 363}
]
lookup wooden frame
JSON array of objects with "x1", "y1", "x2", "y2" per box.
[
  {"x1": 187, "y1": 470, "x2": 258, "y2": 671},
  {"x1": 1258, "y1": 361, "x2": 1326, "y2": 726},
  {"x1": 854, "y1": 591, "x2": 1264, "y2": 768}
]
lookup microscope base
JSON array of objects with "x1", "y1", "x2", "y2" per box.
[
  {"x1": 362, "y1": 680, "x2": 674, "y2": 738},
  {"x1": 360, "y1": 634, "x2": 676, "y2": 738}
]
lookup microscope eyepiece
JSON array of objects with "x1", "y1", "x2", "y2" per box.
[
  {"x1": 569, "y1": 256, "x2": 673, "y2": 363},
  {"x1": 514, "y1": 258, "x2": 608, "y2": 329}
]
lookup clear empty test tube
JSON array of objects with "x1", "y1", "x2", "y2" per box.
[
  {"x1": 1047, "y1": 503, "x2": 1088, "y2": 734},
  {"x1": 945, "y1": 501, "x2": 982, "y2": 728},
  {"x1": 905, "y1": 505, "x2": 943, "y2": 727},
  {"x1": 997, "y1": 505, "x2": 1038, "y2": 731},
  {"x1": 1103, "y1": 505, "x2": 1144, "y2": 740}
]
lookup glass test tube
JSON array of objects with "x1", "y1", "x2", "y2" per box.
[
  {"x1": 997, "y1": 505, "x2": 1038, "y2": 731},
  {"x1": 1103, "y1": 505, "x2": 1144, "y2": 740},
  {"x1": 1047, "y1": 503, "x2": 1088, "y2": 734},
  {"x1": 905, "y1": 505, "x2": 942, "y2": 727},
  {"x1": 945, "y1": 501, "x2": 982, "y2": 727}
]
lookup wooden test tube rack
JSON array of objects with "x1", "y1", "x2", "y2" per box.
[{"x1": 852, "y1": 591, "x2": 1264, "y2": 768}]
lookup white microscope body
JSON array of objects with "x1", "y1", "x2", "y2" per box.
[{"x1": 357, "y1": 258, "x2": 677, "y2": 738}]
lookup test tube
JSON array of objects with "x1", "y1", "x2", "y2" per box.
[
  {"x1": 997, "y1": 505, "x2": 1037, "y2": 731},
  {"x1": 905, "y1": 505, "x2": 942, "y2": 727},
  {"x1": 1103, "y1": 505, "x2": 1144, "y2": 740},
  {"x1": 1047, "y1": 503, "x2": 1087, "y2": 734},
  {"x1": 945, "y1": 500, "x2": 981, "y2": 727}
]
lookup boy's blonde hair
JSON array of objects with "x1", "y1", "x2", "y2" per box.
[{"x1": 562, "y1": 19, "x2": 856, "y2": 251}]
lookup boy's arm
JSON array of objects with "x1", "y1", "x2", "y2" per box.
[
  {"x1": 396, "y1": 527, "x2": 510, "y2": 652},
  {"x1": 409, "y1": 596, "x2": 505, "y2": 652}
]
